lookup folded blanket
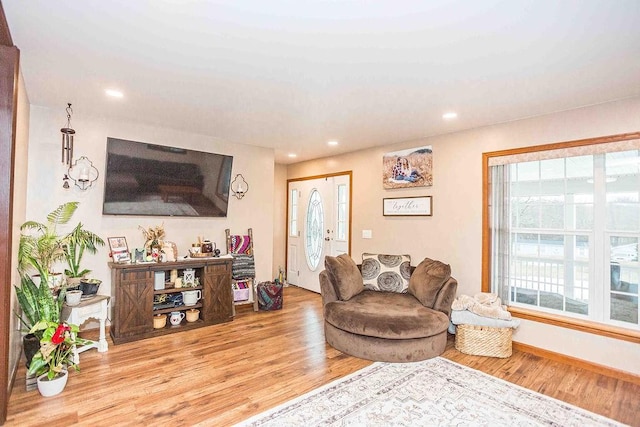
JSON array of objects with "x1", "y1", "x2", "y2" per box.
[
  {"x1": 451, "y1": 293, "x2": 512, "y2": 320},
  {"x1": 232, "y1": 254, "x2": 255, "y2": 279},
  {"x1": 449, "y1": 310, "x2": 520, "y2": 329}
]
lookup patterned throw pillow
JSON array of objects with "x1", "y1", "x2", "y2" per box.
[{"x1": 361, "y1": 253, "x2": 411, "y2": 293}]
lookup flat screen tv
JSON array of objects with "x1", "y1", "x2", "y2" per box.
[{"x1": 103, "y1": 138, "x2": 233, "y2": 217}]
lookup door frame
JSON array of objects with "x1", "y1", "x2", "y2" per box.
[
  {"x1": 285, "y1": 171, "x2": 353, "y2": 284},
  {"x1": 0, "y1": 3, "x2": 18, "y2": 423}
]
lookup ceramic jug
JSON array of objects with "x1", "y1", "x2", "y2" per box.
[
  {"x1": 182, "y1": 290, "x2": 202, "y2": 306},
  {"x1": 169, "y1": 311, "x2": 185, "y2": 326}
]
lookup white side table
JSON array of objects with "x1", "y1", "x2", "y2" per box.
[{"x1": 63, "y1": 295, "x2": 110, "y2": 364}]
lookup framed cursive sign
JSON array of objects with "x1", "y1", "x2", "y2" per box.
[{"x1": 383, "y1": 196, "x2": 432, "y2": 216}]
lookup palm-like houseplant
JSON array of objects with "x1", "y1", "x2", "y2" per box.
[
  {"x1": 18, "y1": 201, "x2": 79, "y2": 286},
  {"x1": 62, "y1": 222, "x2": 105, "y2": 282}
]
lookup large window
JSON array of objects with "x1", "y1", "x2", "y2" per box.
[{"x1": 484, "y1": 134, "x2": 640, "y2": 339}]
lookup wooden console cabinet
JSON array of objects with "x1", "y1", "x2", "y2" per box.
[{"x1": 109, "y1": 257, "x2": 233, "y2": 344}]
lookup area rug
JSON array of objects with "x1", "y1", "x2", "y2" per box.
[{"x1": 235, "y1": 357, "x2": 622, "y2": 427}]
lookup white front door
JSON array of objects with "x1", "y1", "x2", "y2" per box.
[{"x1": 287, "y1": 174, "x2": 351, "y2": 293}]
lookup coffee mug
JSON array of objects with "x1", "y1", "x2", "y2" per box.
[
  {"x1": 182, "y1": 290, "x2": 202, "y2": 306},
  {"x1": 169, "y1": 311, "x2": 185, "y2": 326}
]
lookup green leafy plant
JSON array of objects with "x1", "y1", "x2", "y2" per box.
[
  {"x1": 27, "y1": 320, "x2": 87, "y2": 380},
  {"x1": 14, "y1": 274, "x2": 66, "y2": 339},
  {"x1": 62, "y1": 222, "x2": 105, "y2": 278},
  {"x1": 18, "y1": 201, "x2": 79, "y2": 285}
]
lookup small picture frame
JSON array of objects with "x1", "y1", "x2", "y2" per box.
[
  {"x1": 108, "y1": 236, "x2": 130, "y2": 263},
  {"x1": 383, "y1": 196, "x2": 433, "y2": 216},
  {"x1": 134, "y1": 248, "x2": 146, "y2": 263}
]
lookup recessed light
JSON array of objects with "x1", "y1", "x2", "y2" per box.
[
  {"x1": 288, "y1": 153, "x2": 297, "y2": 158},
  {"x1": 328, "y1": 140, "x2": 339, "y2": 146},
  {"x1": 442, "y1": 112, "x2": 457, "y2": 120},
  {"x1": 105, "y1": 89, "x2": 124, "y2": 98}
]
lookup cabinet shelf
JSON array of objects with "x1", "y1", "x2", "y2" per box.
[
  {"x1": 109, "y1": 258, "x2": 233, "y2": 344},
  {"x1": 153, "y1": 303, "x2": 203, "y2": 315},
  {"x1": 154, "y1": 285, "x2": 203, "y2": 295}
]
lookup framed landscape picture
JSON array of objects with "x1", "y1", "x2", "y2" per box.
[{"x1": 383, "y1": 145, "x2": 433, "y2": 189}]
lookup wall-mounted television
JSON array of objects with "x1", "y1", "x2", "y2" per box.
[{"x1": 102, "y1": 138, "x2": 233, "y2": 217}]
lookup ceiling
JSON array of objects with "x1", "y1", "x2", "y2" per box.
[{"x1": 4, "y1": 0, "x2": 640, "y2": 164}]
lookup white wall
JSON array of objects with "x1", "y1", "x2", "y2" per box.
[
  {"x1": 287, "y1": 96, "x2": 640, "y2": 375},
  {"x1": 25, "y1": 105, "x2": 275, "y2": 309}
]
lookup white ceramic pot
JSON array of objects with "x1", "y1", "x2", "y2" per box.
[
  {"x1": 37, "y1": 369, "x2": 68, "y2": 397},
  {"x1": 181, "y1": 290, "x2": 201, "y2": 306},
  {"x1": 65, "y1": 290, "x2": 82, "y2": 306}
]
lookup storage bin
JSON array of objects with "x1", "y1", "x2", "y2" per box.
[
  {"x1": 233, "y1": 288, "x2": 250, "y2": 302},
  {"x1": 455, "y1": 324, "x2": 512, "y2": 358},
  {"x1": 257, "y1": 281, "x2": 283, "y2": 311}
]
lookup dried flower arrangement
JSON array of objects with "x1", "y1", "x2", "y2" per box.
[{"x1": 139, "y1": 224, "x2": 166, "y2": 249}]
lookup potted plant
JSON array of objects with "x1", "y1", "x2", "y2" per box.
[
  {"x1": 18, "y1": 201, "x2": 79, "y2": 288},
  {"x1": 62, "y1": 222, "x2": 105, "y2": 287},
  {"x1": 14, "y1": 274, "x2": 66, "y2": 367},
  {"x1": 27, "y1": 319, "x2": 87, "y2": 397}
]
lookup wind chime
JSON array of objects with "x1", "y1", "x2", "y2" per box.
[
  {"x1": 61, "y1": 103, "x2": 75, "y2": 166},
  {"x1": 61, "y1": 103, "x2": 75, "y2": 189}
]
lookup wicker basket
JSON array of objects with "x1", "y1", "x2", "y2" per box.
[{"x1": 455, "y1": 324, "x2": 513, "y2": 358}]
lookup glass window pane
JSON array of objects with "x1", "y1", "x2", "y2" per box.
[
  {"x1": 566, "y1": 155, "x2": 593, "y2": 178},
  {"x1": 540, "y1": 158, "x2": 565, "y2": 180},
  {"x1": 305, "y1": 190, "x2": 324, "y2": 270},
  {"x1": 289, "y1": 189, "x2": 298, "y2": 237},
  {"x1": 607, "y1": 193, "x2": 640, "y2": 231},
  {"x1": 606, "y1": 150, "x2": 640, "y2": 176},
  {"x1": 540, "y1": 196, "x2": 564, "y2": 229},
  {"x1": 609, "y1": 236, "x2": 638, "y2": 325},
  {"x1": 515, "y1": 161, "x2": 539, "y2": 181}
]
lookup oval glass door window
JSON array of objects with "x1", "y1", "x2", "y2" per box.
[{"x1": 305, "y1": 189, "x2": 324, "y2": 270}]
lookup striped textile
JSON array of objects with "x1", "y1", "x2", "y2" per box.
[
  {"x1": 230, "y1": 235, "x2": 252, "y2": 255},
  {"x1": 231, "y1": 254, "x2": 255, "y2": 279}
]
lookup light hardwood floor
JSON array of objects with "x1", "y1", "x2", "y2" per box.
[{"x1": 6, "y1": 286, "x2": 639, "y2": 426}]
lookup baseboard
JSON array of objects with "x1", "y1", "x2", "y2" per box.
[{"x1": 513, "y1": 341, "x2": 640, "y2": 386}]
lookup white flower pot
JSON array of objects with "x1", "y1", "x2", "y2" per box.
[{"x1": 36, "y1": 369, "x2": 68, "y2": 397}]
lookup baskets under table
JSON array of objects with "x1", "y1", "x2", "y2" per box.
[{"x1": 454, "y1": 324, "x2": 513, "y2": 358}]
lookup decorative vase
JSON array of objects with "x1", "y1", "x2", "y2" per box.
[
  {"x1": 23, "y1": 333, "x2": 40, "y2": 369},
  {"x1": 36, "y1": 369, "x2": 68, "y2": 397}
]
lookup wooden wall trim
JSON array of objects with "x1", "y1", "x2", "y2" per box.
[
  {"x1": 0, "y1": 43, "x2": 18, "y2": 426},
  {"x1": 284, "y1": 171, "x2": 353, "y2": 279},
  {"x1": 0, "y1": 3, "x2": 18, "y2": 424},
  {"x1": 513, "y1": 341, "x2": 640, "y2": 386}
]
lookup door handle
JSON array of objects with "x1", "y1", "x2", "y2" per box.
[{"x1": 324, "y1": 237, "x2": 330, "y2": 241}]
